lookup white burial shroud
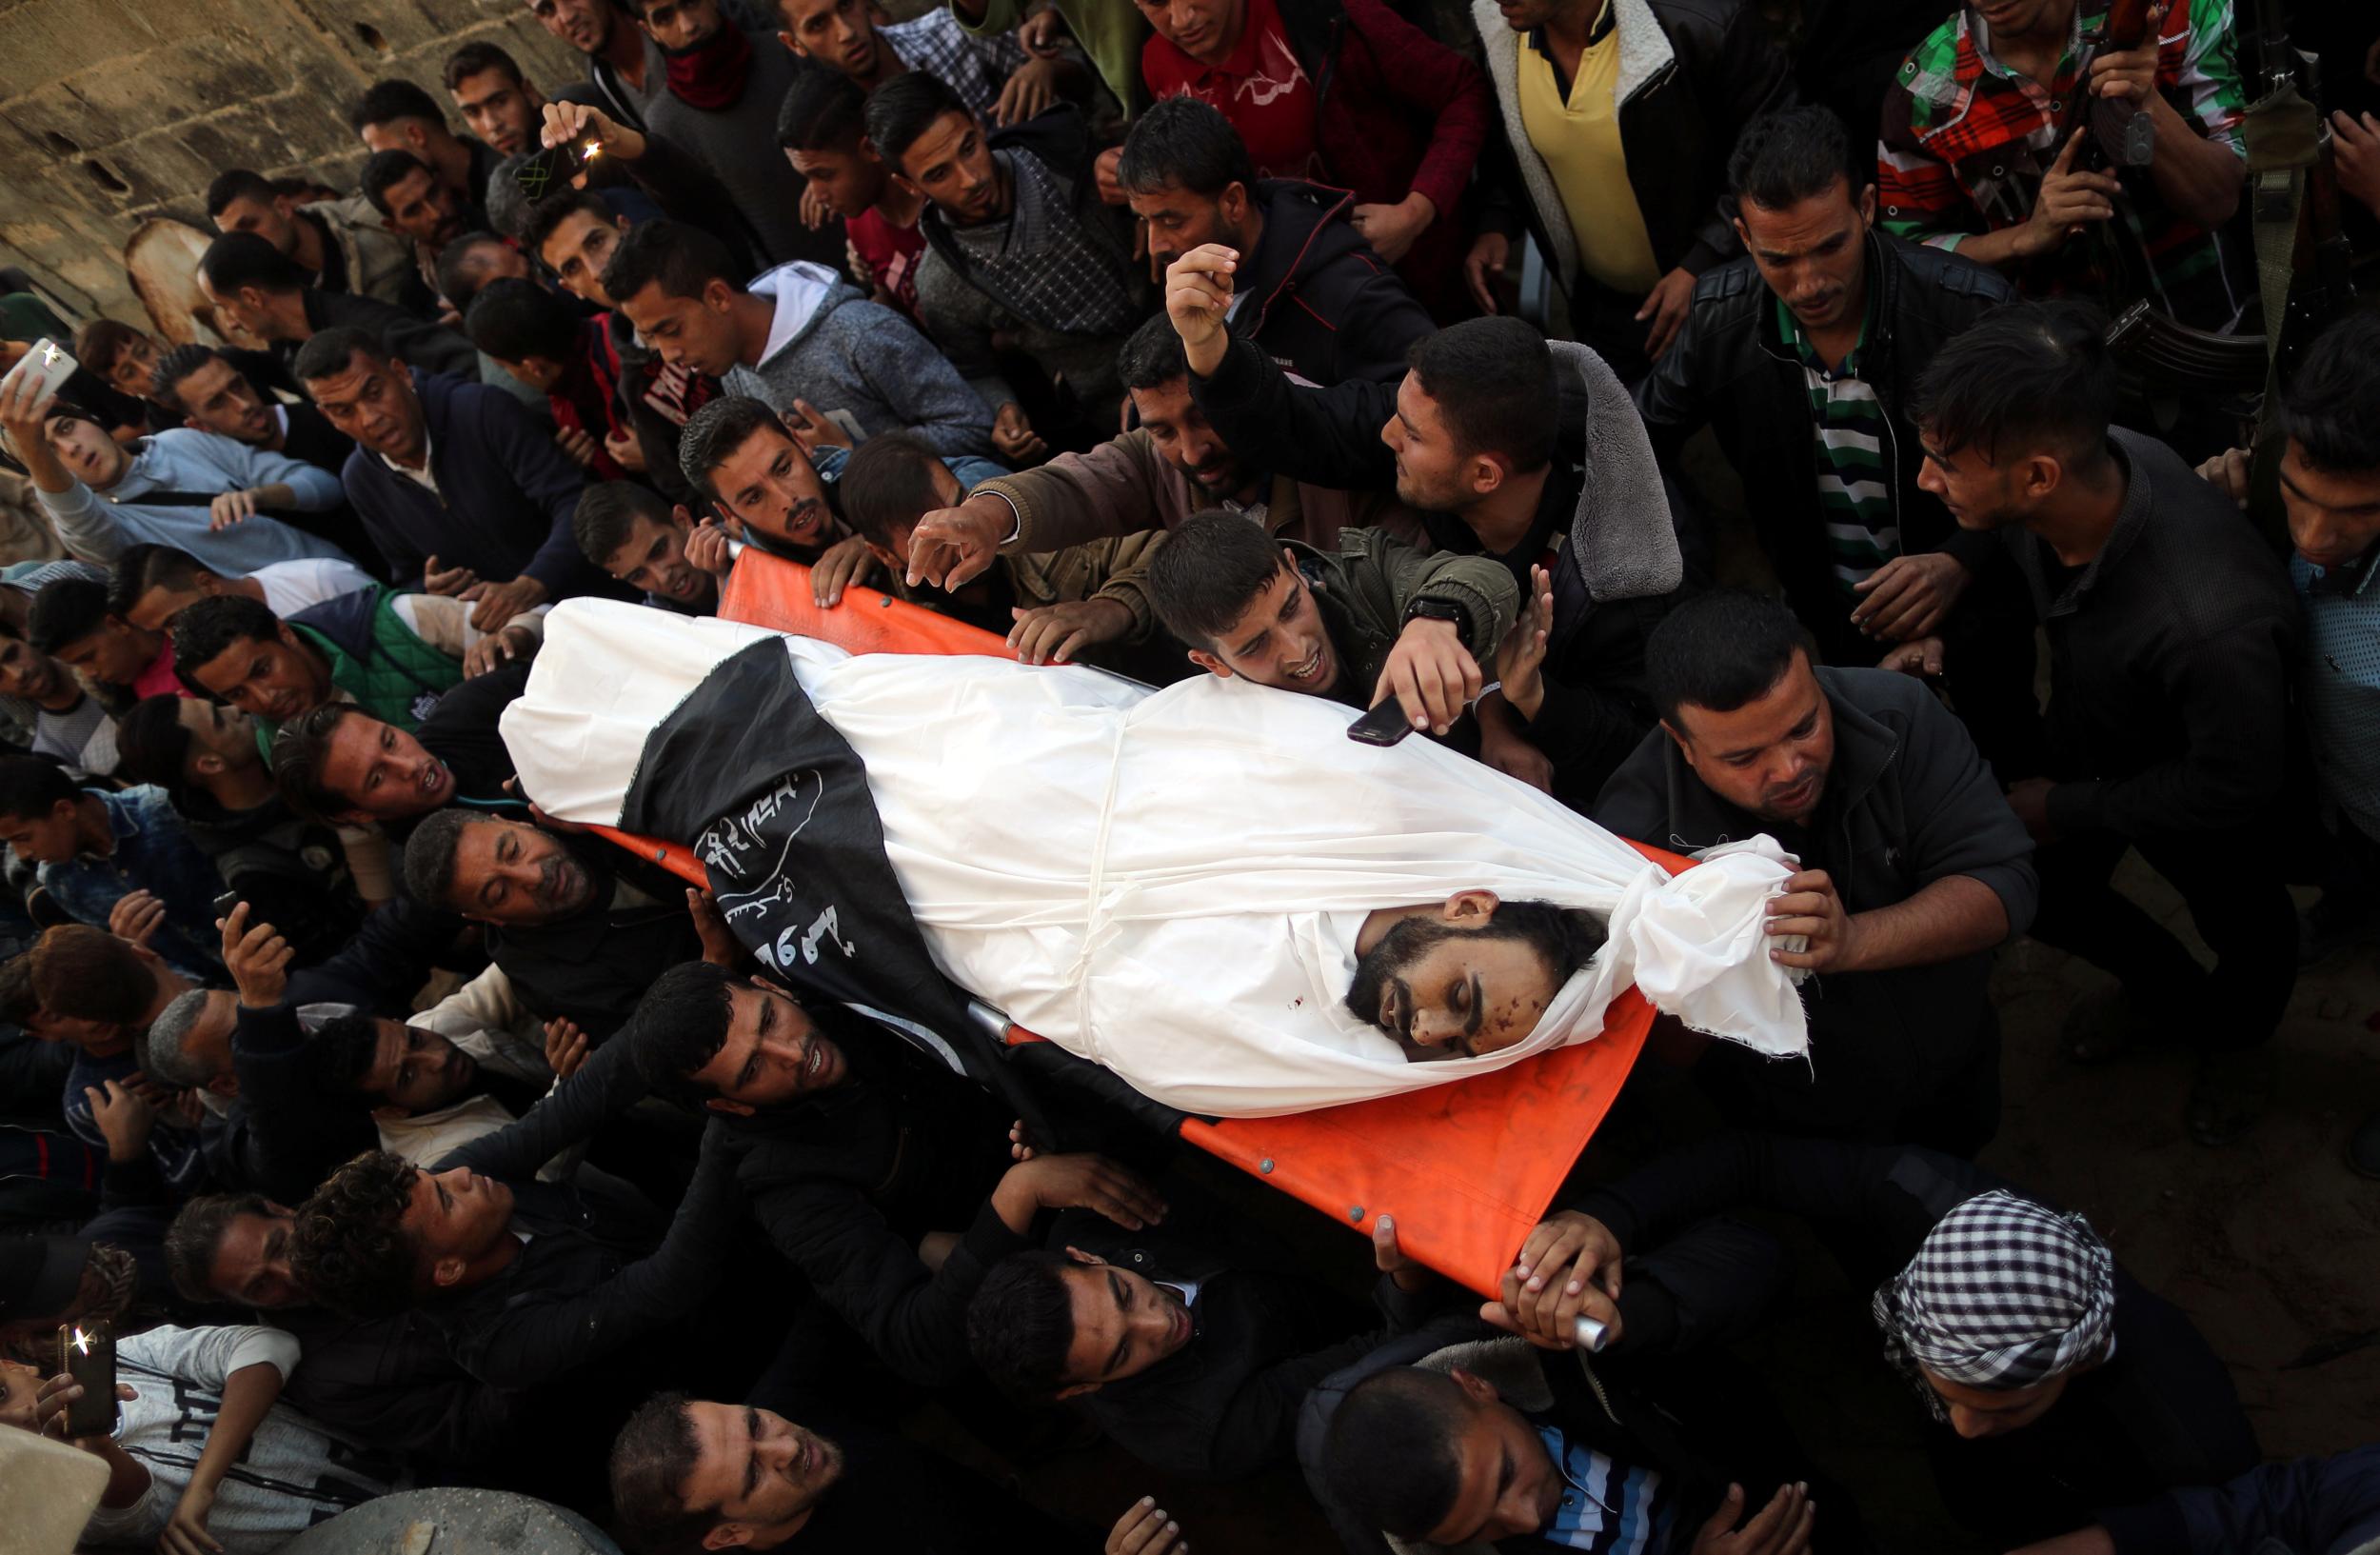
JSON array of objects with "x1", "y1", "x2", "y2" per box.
[{"x1": 503, "y1": 600, "x2": 1809, "y2": 1117}]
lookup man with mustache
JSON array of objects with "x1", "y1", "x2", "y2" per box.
[
  {"x1": 523, "y1": 0, "x2": 658, "y2": 130},
  {"x1": 293, "y1": 326, "x2": 608, "y2": 627},
  {"x1": 401, "y1": 808, "x2": 709, "y2": 1042},
  {"x1": 1597, "y1": 589, "x2": 2036, "y2": 1155},
  {"x1": 1635, "y1": 106, "x2": 2040, "y2": 781},
  {"x1": 674, "y1": 396, "x2": 887, "y2": 608}
]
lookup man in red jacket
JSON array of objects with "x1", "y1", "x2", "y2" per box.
[{"x1": 1117, "y1": 0, "x2": 1492, "y2": 319}]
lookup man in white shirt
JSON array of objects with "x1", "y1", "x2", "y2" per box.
[{"x1": 109, "y1": 543, "x2": 376, "y2": 635}]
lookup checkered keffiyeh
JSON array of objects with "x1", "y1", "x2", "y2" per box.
[{"x1": 1873, "y1": 1189, "x2": 2117, "y2": 1405}]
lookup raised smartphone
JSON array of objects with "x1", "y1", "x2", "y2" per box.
[{"x1": 57, "y1": 1319, "x2": 116, "y2": 1438}]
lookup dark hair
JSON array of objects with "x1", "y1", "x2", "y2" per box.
[
  {"x1": 111, "y1": 696, "x2": 193, "y2": 795},
  {"x1": 1116, "y1": 310, "x2": 1188, "y2": 393},
  {"x1": 965, "y1": 1251, "x2": 1080, "y2": 1400},
  {"x1": 304, "y1": 1010, "x2": 387, "y2": 1099},
  {"x1": 31, "y1": 925, "x2": 157, "y2": 1024},
  {"x1": 625, "y1": 960, "x2": 740, "y2": 1097},
  {"x1": 290, "y1": 1150, "x2": 422, "y2": 1317},
  {"x1": 27, "y1": 577, "x2": 114, "y2": 655},
  {"x1": 863, "y1": 70, "x2": 969, "y2": 169},
  {"x1": 170, "y1": 593, "x2": 284, "y2": 695},
  {"x1": 466, "y1": 275, "x2": 581, "y2": 363},
  {"x1": 0, "y1": 755, "x2": 77, "y2": 824},
  {"x1": 1643, "y1": 588, "x2": 1817, "y2": 725},
  {"x1": 576, "y1": 482, "x2": 678, "y2": 569},
  {"x1": 270, "y1": 175, "x2": 333, "y2": 203},
  {"x1": 107, "y1": 543, "x2": 211, "y2": 620},
  {"x1": 2280, "y1": 311, "x2": 2380, "y2": 474},
  {"x1": 0, "y1": 953, "x2": 37, "y2": 1026},
  {"x1": 524, "y1": 189, "x2": 616, "y2": 266},
  {"x1": 1728, "y1": 104, "x2": 1857, "y2": 215},
  {"x1": 401, "y1": 807, "x2": 497, "y2": 910},
  {"x1": 1908, "y1": 299, "x2": 2112, "y2": 466},
  {"x1": 203, "y1": 169, "x2": 277, "y2": 220},
  {"x1": 1343, "y1": 899, "x2": 1606, "y2": 1034},
  {"x1": 349, "y1": 78, "x2": 447, "y2": 136},
  {"x1": 1145, "y1": 510, "x2": 1286, "y2": 649},
  {"x1": 71, "y1": 319, "x2": 149, "y2": 384},
  {"x1": 678, "y1": 396, "x2": 786, "y2": 505},
  {"x1": 1407, "y1": 318, "x2": 1557, "y2": 473},
  {"x1": 835, "y1": 432, "x2": 946, "y2": 548},
  {"x1": 435, "y1": 232, "x2": 516, "y2": 316},
  {"x1": 268, "y1": 703, "x2": 364, "y2": 822},
  {"x1": 1319, "y1": 1368, "x2": 1476, "y2": 1540},
  {"x1": 1118, "y1": 93, "x2": 1251, "y2": 199},
  {"x1": 609, "y1": 1392, "x2": 716, "y2": 1555},
  {"x1": 599, "y1": 218, "x2": 741, "y2": 311},
  {"x1": 199, "y1": 230, "x2": 310, "y2": 297},
  {"x1": 777, "y1": 60, "x2": 867, "y2": 152},
  {"x1": 360, "y1": 149, "x2": 437, "y2": 218},
  {"x1": 164, "y1": 1192, "x2": 280, "y2": 1304},
  {"x1": 443, "y1": 40, "x2": 526, "y2": 92},
  {"x1": 152, "y1": 346, "x2": 232, "y2": 415},
  {"x1": 291, "y1": 326, "x2": 388, "y2": 387}
]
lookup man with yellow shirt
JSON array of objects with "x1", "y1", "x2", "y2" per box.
[{"x1": 1467, "y1": 0, "x2": 1795, "y2": 377}]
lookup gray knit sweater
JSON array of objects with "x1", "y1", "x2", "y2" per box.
[
  {"x1": 637, "y1": 29, "x2": 842, "y2": 269},
  {"x1": 723, "y1": 262, "x2": 998, "y2": 459}
]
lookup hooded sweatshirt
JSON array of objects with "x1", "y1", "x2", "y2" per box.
[{"x1": 723, "y1": 262, "x2": 998, "y2": 460}]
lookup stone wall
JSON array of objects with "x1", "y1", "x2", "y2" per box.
[{"x1": 0, "y1": 0, "x2": 581, "y2": 324}]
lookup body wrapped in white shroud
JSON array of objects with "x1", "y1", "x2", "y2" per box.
[{"x1": 502, "y1": 600, "x2": 1807, "y2": 1115}]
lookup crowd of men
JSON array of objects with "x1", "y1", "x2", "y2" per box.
[{"x1": 0, "y1": 0, "x2": 2375, "y2": 1550}]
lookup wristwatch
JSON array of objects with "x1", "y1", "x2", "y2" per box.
[{"x1": 1402, "y1": 596, "x2": 1472, "y2": 638}]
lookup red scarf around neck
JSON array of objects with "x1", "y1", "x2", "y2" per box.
[{"x1": 663, "y1": 23, "x2": 754, "y2": 111}]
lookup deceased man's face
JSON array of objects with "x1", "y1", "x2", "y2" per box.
[{"x1": 1344, "y1": 893, "x2": 1604, "y2": 1059}]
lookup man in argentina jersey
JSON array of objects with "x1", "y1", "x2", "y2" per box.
[{"x1": 2, "y1": 1323, "x2": 402, "y2": 1554}]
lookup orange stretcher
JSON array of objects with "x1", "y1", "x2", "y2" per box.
[{"x1": 594, "y1": 550, "x2": 1677, "y2": 1298}]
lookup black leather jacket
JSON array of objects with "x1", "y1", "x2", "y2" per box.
[{"x1": 1636, "y1": 229, "x2": 2016, "y2": 648}]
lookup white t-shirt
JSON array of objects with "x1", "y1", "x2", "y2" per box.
[
  {"x1": 252, "y1": 557, "x2": 376, "y2": 617},
  {"x1": 80, "y1": 1326, "x2": 404, "y2": 1555}
]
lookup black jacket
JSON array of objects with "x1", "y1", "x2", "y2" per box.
[
  {"x1": 1634, "y1": 229, "x2": 2017, "y2": 654},
  {"x1": 1595, "y1": 668, "x2": 2036, "y2": 1139},
  {"x1": 420, "y1": 1111, "x2": 736, "y2": 1390},
  {"x1": 1477, "y1": 0, "x2": 1795, "y2": 284},
  {"x1": 486, "y1": 834, "x2": 706, "y2": 1042},
  {"x1": 2021, "y1": 429, "x2": 2299, "y2": 842},
  {"x1": 1058, "y1": 1220, "x2": 1439, "y2": 1481},
  {"x1": 500, "y1": 1010, "x2": 1024, "y2": 1387},
  {"x1": 226, "y1": 1001, "x2": 382, "y2": 1204},
  {"x1": 1572, "y1": 1132, "x2": 2260, "y2": 1541},
  {"x1": 275, "y1": 1302, "x2": 514, "y2": 1466},
  {"x1": 722, "y1": 1011, "x2": 1025, "y2": 1388},
  {"x1": 1231, "y1": 180, "x2": 1437, "y2": 388}
]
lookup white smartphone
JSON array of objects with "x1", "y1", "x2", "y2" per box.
[{"x1": 4, "y1": 337, "x2": 78, "y2": 404}]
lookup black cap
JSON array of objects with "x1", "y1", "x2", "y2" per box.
[{"x1": 0, "y1": 1236, "x2": 89, "y2": 1324}]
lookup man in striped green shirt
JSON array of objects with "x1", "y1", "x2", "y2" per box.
[
  {"x1": 1780, "y1": 292, "x2": 1901, "y2": 602},
  {"x1": 1635, "y1": 105, "x2": 2041, "y2": 775}
]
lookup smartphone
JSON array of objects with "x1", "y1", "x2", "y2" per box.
[
  {"x1": 212, "y1": 889, "x2": 241, "y2": 923},
  {"x1": 510, "y1": 138, "x2": 597, "y2": 204},
  {"x1": 57, "y1": 1320, "x2": 116, "y2": 1438},
  {"x1": 1347, "y1": 699, "x2": 1416, "y2": 748},
  {"x1": 5, "y1": 337, "x2": 77, "y2": 404}
]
